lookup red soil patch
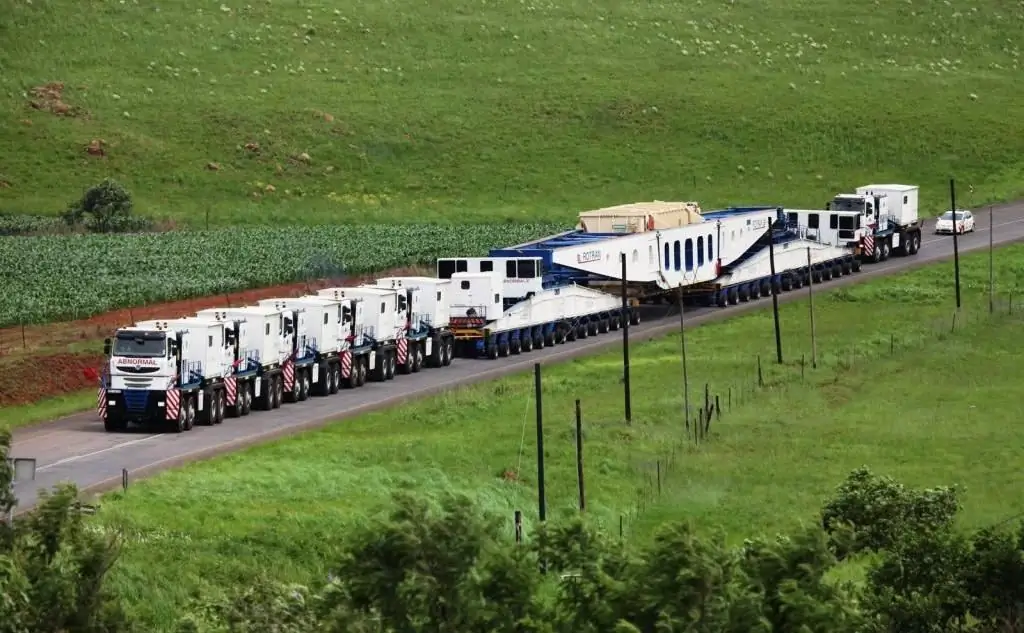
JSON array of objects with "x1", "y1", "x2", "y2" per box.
[
  {"x1": 0, "y1": 352, "x2": 105, "y2": 407},
  {"x1": 0, "y1": 265, "x2": 429, "y2": 405}
]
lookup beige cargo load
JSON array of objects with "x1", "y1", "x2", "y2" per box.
[{"x1": 577, "y1": 201, "x2": 704, "y2": 234}]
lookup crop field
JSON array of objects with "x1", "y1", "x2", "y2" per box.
[
  {"x1": 0, "y1": 223, "x2": 562, "y2": 327},
  {"x1": 1, "y1": 0, "x2": 1023, "y2": 226},
  {"x1": 88, "y1": 243, "x2": 1024, "y2": 630}
]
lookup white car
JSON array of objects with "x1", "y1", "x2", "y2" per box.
[{"x1": 934, "y1": 209, "x2": 975, "y2": 235}]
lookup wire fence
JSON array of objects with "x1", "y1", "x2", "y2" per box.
[
  {"x1": 508, "y1": 290, "x2": 1024, "y2": 545},
  {"x1": 617, "y1": 291, "x2": 1023, "y2": 540}
]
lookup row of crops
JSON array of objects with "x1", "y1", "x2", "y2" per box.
[{"x1": 0, "y1": 224, "x2": 567, "y2": 327}]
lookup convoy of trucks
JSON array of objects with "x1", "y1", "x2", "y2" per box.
[{"x1": 97, "y1": 184, "x2": 924, "y2": 433}]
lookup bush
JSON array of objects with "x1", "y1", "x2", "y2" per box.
[{"x1": 62, "y1": 178, "x2": 153, "y2": 233}]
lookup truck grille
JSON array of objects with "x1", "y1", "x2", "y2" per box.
[{"x1": 123, "y1": 390, "x2": 149, "y2": 412}]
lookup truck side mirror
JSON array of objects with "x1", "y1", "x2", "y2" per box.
[
  {"x1": 103, "y1": 338, "x2": 112, "y2": 355},
  {"x1": 169, "y1": 340, "x2": 179, "y2": 356},
  {"x1": 284, "y1": 317, "x2": 294, "y2": 335},
  {"x1": 225, "y1": 330, "x2": 236, "y2": 345}
]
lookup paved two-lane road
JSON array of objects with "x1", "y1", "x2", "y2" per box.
[{"x1": 11, "y1": 200, "x2": 1024, "y2": 513}]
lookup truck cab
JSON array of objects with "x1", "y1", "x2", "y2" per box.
[{"x1": 104, "y1": 325, "x2": 178, "y2": 393}]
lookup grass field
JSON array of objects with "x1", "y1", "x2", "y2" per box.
[
  {"x1": 81, "y1": 242, "x2": 1024, "y2": 630},
  {"x1": 0, "y1": 388, "x2": 93, "y2": 431},
  {"x1": 2, "y1": 0, "x2": 1023, "y2": 226}
]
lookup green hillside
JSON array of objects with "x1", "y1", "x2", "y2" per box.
[{"x1": 1, "y1": 0, "x2": 1022, "y2": 227}]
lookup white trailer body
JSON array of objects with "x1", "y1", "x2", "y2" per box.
[
  {"x1": 257, "y1": 297, "x2": 339, "y2": 354},
  {"x1": 715, "y1": 239, "x2": 851, "y2": 287},
  {"x1": 318, "y1": 287, "x2": 406, "y2": 343},
  {"x1": 496, "y1": 206, "x2": 779, "y2": 291},
  {"x1": 855, "y1": 184, "x2": 919, "y2": 226},
  {"x1": 436, "y1": 256, "x2": 544, "y2": 299},
  {"x1": 196, "y1": 306, "x2": 290, "y2": 368},
  {"x1": 375, "y1": 277, "x2": 452, "y2": 330},
  {"x1": 447, "y1": 271, "x2": 631, "y2": 360}
]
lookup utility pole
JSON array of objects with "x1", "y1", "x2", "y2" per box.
[
  {"x1": 575, "y1": 399, "x2": 585, "y2": 512},
  {"x1": 768, "y1": 217, "x2": 783, "y2": 364},
  {"x1": 949, "y1": 178, "x2": 962, "y2": 309},
  {"x1": 620, "y1": 253, "x2": 632, "y2": 424},
  {"x1": 989, "y1": 205, "x2": 995, "y2": 314},
  {"x1": 534, "y1": 363, "x2": 546, "y2": 523},
  {"x1": 807, "y1": 247, "x2": 817, "y2": 369},
  {"x1": 677, "y1": 285, "x2": 691, "y2": 431}
]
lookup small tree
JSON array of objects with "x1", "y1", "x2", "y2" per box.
[{"x1": 63, "y1": 178, "x2": 149, "y2": 233}]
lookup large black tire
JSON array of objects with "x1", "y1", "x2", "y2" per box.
[
  {"x1": 330, "y1": 364, "x2": 340, "y2": 394},
  {"x1": 198, "y1": 391, "x2": 215, "y2": 426},
  {"x1": 272, "y1": 377, "x2": 283, "y2": 409},
  {"x1": 184, "y1": 397, "x2": 196, "y2": 431},
  {"x1": 104, "y1": 416, "x2": 126, "y2": 433},
  {"x1": 412, "y1": 344, "x2": 424, "y2": 372},
  {"x1": 170, "y1": 402, "x2": 187, "y2": 433}
]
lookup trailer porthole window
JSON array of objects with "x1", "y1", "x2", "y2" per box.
[
  {"x1": 673, "y1": 240, "x2": 681, "y2": 271},
  {"x1": 697, "y1": 236, "x2": 705, "y2": 267},
  {"x1": 323, "y1": 313, "x2": 329, "y2": 325},
  {"x1": 663, "y1": 243, "x2": 670, "y2": 269},
  {"x1": 460, "y1": 280, "x2": 470, "y2": 290},
  {"x1": 707, "y1": 235, "x2": 713, "y2": 260},
  {"x1": 494, "y1": 293, "x2": 499, "y2": 303},
  {"x1": 265, "y1": 324, "x2": 270, "y2": 335},
  {"x1": 685, "y1": 239, "x2": 694, "y2": 271},
  {"x1": 209, "y1": 335, "x2": 214, "y2": 347},
  {"x1": 632, "y1": 249, "x2": 639, "y2": 264},
  {"x1": 380, "y1": 302, "x2": 386, "y2": 314},
  {"x1": 904, "y1": 195, "x2": 908, "y2": 203},
  {"x1": 649, "y1": 245, "x2": 654, "y2": 266}
]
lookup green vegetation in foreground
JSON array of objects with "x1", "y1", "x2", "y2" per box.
[
  {"x1": 0, "y1": 388, "x2": 94, "y2": 431},
  {"x1": 90, "y1": 243, "x2": 1024, "y2": 629},
  {"x1": 2, "y1": 0, "x2": 1023, "y2": 225},
  {"x1": 0, "y1": 223, "x2": 562, "y2": 327}
]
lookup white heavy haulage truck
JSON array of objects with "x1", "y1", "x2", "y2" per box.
[
  {"x1": 99, "y1": 317, "x2": 236, "y2": 432},
  {"x1": 193, "y1": 305, "x2": 307, "y2": 413},
  {"x1": 372, "y1": 276, "x2": 457, "y2": 369},
  {"x1": 316, "y1": 286, "x2": 410, "y2": 382},
  {"x1": 94, "y1": 182, "x2": 932, "y2": 434}
]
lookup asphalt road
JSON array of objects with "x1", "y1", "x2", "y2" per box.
[{"x1": 11, "y1": 200, "x2": 1024, "y2": 513}]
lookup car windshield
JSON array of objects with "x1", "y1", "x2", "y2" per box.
[
  {"x1": 113, "y1": 333, "x2": 166, "y2": 357},
  {"x1": 940, "y1": 211, "x2": 966, "y2": 221}
]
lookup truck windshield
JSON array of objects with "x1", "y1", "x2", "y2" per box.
[
  {"x1": 831, "y1": 197, "x2": 864, "y2": 212},
  {"x1": 113, "y1": 333, "x2": 166, "y2": 357}
]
